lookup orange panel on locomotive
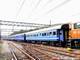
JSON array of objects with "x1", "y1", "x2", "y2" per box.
[{"x1": 62, "y1": 22, "x2": 80, "y2": 49}]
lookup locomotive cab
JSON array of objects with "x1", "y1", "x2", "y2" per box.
[
  {"x1": 61, "y1": 23, "x2": 80, "y2": 49},
  {"x1": 69, "y1": 23, "x2": 80, "y2": 49}
]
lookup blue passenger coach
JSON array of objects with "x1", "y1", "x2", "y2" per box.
[
  {"x1": 8, "y1": 33, "x2": 25, "y2": 41},
  {"x1": 8, "y1": 25, "x2": 65, "y2": 46},
  {"x1": 25, "y1": 25, "x2": 64, "y2": 46},
  {"x1": 25, "y1": 29, "x2": 64, "y2": 41}
]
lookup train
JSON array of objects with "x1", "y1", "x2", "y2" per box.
[{"x1": 7, "y1": 22, "x2": 80, "y2": 49}]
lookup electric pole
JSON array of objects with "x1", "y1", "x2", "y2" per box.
[{"x1": 50, "y1": 19, "x2": 51, "y2": 26}]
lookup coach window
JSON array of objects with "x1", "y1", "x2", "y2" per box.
[
  {"x1": 27, "y1": 35, "x2": 28, "y2": 37},
  {"x1": 37, "y1": 34, "x2": 38, "y2": 36},
  {"x1": 31, "y1": 35, "x2": 33, "y2": 36},
  {"x1": 42, "y1": 33, "x2": 43, "y2": 36},
  {"x1": 33, "y1": 35, "x2": 35, "y2": 36},
  {"x1": 44, "y1": 33, "x2": 46, "y2": 36},
  {"x1": 28, "y1": 35, "x2": 29, "y2": 37},
  {"x1": 42, "y1": 33, "x2": 46, "y2": 36},
  {"x1": 34, "y1": 35, "x2": 35, "y2": 36},
  {"x1": 50, "y1": 32, "x2": 52, "y2": 34},
  {"x1": 34, "y1": 34, "x2": 36, "y2": 36},
  {"x1": 59, "y1": 33, "x2": 62, "y2": 35},
  {"x1": 48, "y1": 32, "x2": 52, "y2": 35},
  {"x1": 40, "y1": 33, "x2": 41, "y2": 35},
  {"x1": 53, "y1": 32, "x2": 56, "y2": 35}
]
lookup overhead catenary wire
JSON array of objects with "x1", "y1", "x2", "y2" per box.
[
  {"x1": 16, "y1": 0, "x2": 43, "y2": 22},
  {"x1": 34, "y1": 0, "x2": 42, "y2": 9},
  {"x1": 16, "y1": 0, "x2": 26, "y2": 18},
  {"x1": 28, "y1": 0, "x2": 42, "y2": 18},
  {"x1": 46, "y1": 0, "x2": 71, "y2": 14},
  {"x1": 0, "y1": 29, "x2": 21, "y2": 32},
  {"x1": 42, "y1": 0, "x2": 53, "y2": 8},
  {"x1": 0, "y1": 20, "x2": 49, "y2": 26}
]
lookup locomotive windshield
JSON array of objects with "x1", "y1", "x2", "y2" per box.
[{"x1": 74, "y1": 23, "x2": 80, "y2": 29}]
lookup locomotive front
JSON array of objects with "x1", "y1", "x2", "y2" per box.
[{"x1": 69, "y1": 23, "x2": 80, "y2": 49}]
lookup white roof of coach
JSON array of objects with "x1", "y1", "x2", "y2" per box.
[
  {"x1": 10, "y1": 33, "x2": 25, "y2": 37},
  {"x1": 9, "y1": 25, "x2": 62, "y2": 36},
  {"x1": 25, "y1": 25, "x2": 62, "y2": 35}
]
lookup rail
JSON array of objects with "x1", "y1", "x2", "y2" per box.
[{"x1": 8, "y1": 42, "x2": 36, "y2": 60}]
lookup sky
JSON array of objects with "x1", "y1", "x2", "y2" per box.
[{"x1": 0, "y1": 0, "x2": 80, "y2": 35}]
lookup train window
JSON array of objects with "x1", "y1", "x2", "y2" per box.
[
  {"x1": 28, "y1": 35, "x2": 29, "y2": 37},
  {"x1": 46, "y1": 32, "x2": 52, "y2": 36},
  {"x1": 40, "y1": 33, "x2": 41, "y2": 36},
  {"x1": 31, "y1": 35, "x2": 32, "y2": 36},
  {"x1": 44, "y1": 33, "x2": 46, "y2": 36},
  {"x1": 27, "y1": 35, "x2": 29, "y2": 37},
  {"x1": 37, "y1": 34, "x2": 38, "y2": 36},
  {"x1": 53, "y1": 32, "x2": 56, "y2": 35},
  {"x1": 33, "y1": 34, "x2": 38, "y2": 36},
  {"x1": 74, "y1": 23, "x2": 80, "y2": 29},
  {"x1": 49, "y1": 32, "x2": 52, "y2": 34},
  {"x1": 42, "y1": 33, "x2": 43, "y2": 36},
  {"x1": 59, "y1": 33, "x2": 62, "y2": 35},
  {"x1": 42, "y1": 33, "x2": 46, "y2": 36},
  {"x1": 33, "y1": 35, "x2": 34, "y2": 36},
  {"x1": 34, "y1": 34, "x2": 36, "y2": 36}
]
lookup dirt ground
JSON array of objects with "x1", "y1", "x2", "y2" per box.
[{"x1": 0, "y1": 40, "x2": 11, "y2": 60}]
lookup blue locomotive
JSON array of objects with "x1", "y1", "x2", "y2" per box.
[{"x1": 8, "y1": 24, "x2": 69, "y2": 47}]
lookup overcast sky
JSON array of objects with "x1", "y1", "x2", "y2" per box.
[{"x1": 0, "y1": 0, "x2": 80, "y2": 35}]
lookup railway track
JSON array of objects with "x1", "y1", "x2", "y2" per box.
[
  {"x1": 8, "y1": 42, "x2": 38, "y2": 60},
  {"x1": 38, "y1": 45, "x2": 80, "y2": 56},
  {"x1": 34, "y1": 44, "x2": 80, "y2": 59},
  {"x1": 21, "y1": 43, "x2": 80, "y2": 60},
  {"x1": 9, "y1": 46, "x2": 18, "y2": 60},
  {"x1": 22, "y1": 44, "x2": 57, "y2": 60}
]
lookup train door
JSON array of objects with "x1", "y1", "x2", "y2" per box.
[
  {"x1": 61, "y1": 24, "x2": 69, "y2": 47},
  {"x1": 57, "y1": 29, "x2": 64, "y2": 47},
  {"x1": 24, "y1": 34, "x2": 26, "y2": 42},
  {"x1": 58, "y1": 29, "x2": 64, "y2": 41}
]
